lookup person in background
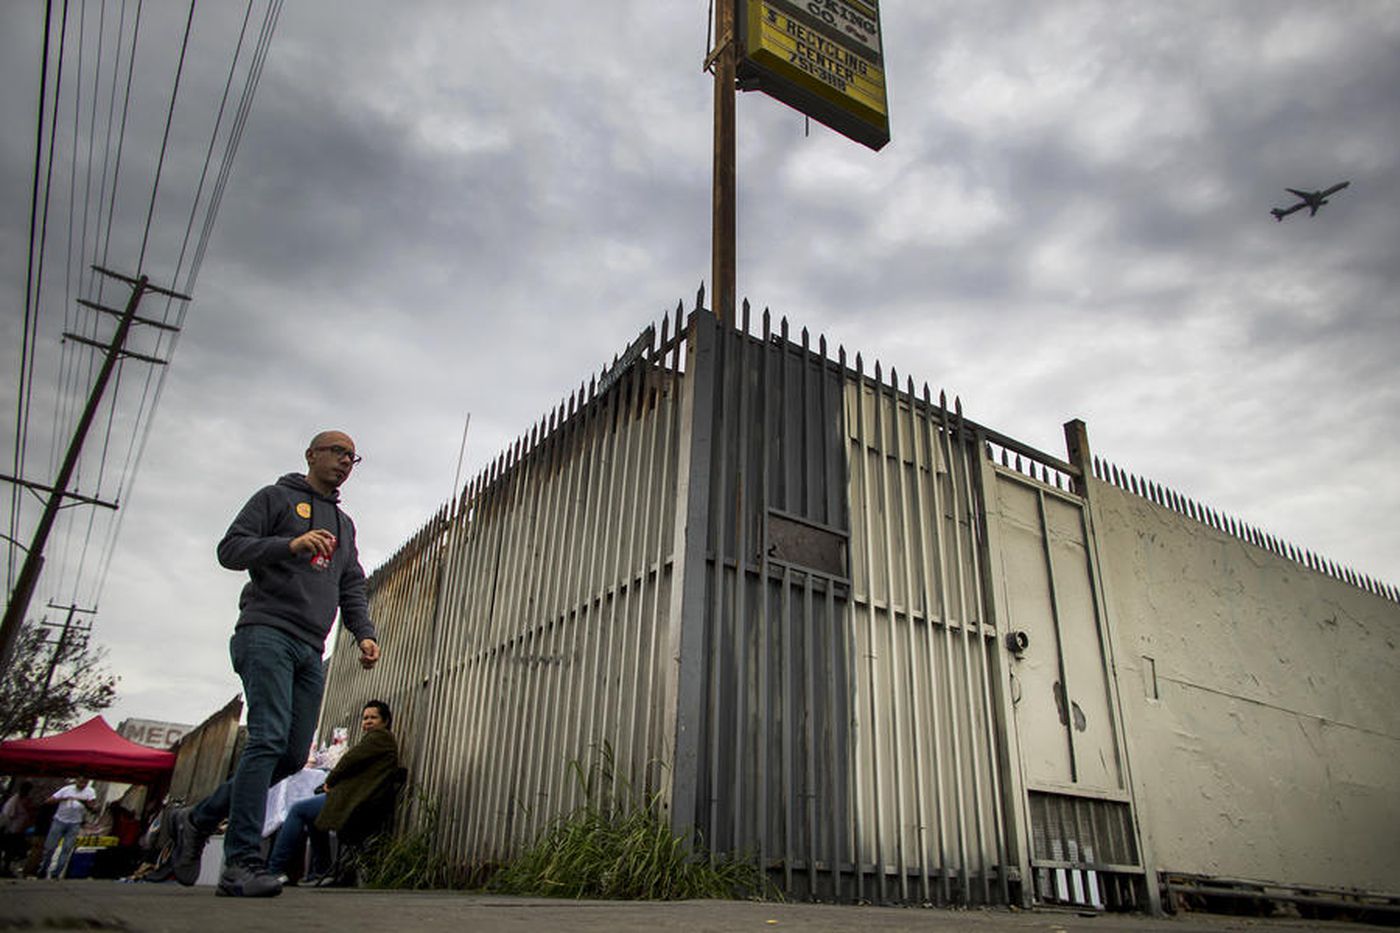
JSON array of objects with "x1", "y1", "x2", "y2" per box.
[
  {"x1": 266, "y1": 699, "x2": 398, "y2": 885},
  {"x1": 1, "y1": 780, "x2": 35, "y2": 876},
  {"x1": 169, "y1": 430, "x2": 381, "y2": 898},
  {"x1": 39, "y1": 776, "x2": 96, "y2": 879}
]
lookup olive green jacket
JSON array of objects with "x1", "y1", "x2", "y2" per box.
[{"x1": 314, "y1": 727, "x2": 399, "y2": 832}]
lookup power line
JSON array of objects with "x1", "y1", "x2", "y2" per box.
[{"x1": 10, "y1": 0, "x2": 57, "y2": 594}]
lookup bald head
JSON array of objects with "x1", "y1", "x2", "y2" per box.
[{"x1": 309, "y1": 430, "x2": 353, "y2": 450}]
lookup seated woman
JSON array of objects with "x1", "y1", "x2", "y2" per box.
[{"x1": 267, "y1": 699, "x2": 398, "y2": 884}]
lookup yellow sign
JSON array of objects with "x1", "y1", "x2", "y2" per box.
[{"x1": 739, "y1": 0, "x2": 889, "y2": 150}]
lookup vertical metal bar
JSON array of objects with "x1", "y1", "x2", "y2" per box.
[
  {"x1": 951, "y1": 426, "x2": 994, "y2": 903},
  {"x1": 874, "y1": 367, "x2": 907, "y2": 901},
  {"x1": 462, "y1": 474, "x2": 507, "y2": 858},
  {"x1": 599, "y1": 362, "x2": 644, "y2": 804},
  {"x1": 559, "y1": 385, "x2": 608, "y2": 815},
  {"x1": 964, "y1": 432, "x2": 1011, "y2": 905},
  {"x1": 538, "y1": 398, "x2": 587, "y2": 832},
  {"x1": 704, "y1": 318, "x2": 732, "y2": 855},
  {"x1": 757, "y1": 311, "x2": 772, "y2": 878},
  {"x1": 853, "y1": 356, "x2": 882, "y2": 901},
  {"x1": 580, "y1": 377, "x2": 627, "y2": 799},
  {"x1": 427, "y1": 489, "x2": 466, "y2": 858},
  {"x1": 499, "y1": 445, "x2": 542, "y2": 843},
  {"x1": 914, "y1": 385, "x2": 951, "y2": 905},
  {"x1": 478, "y1": 461, "x2": 526, "y2": 856},
  {"x1": 780, "y1": 564, "x2": 794, "y2": 893},
  {"x1": 824, "y1": 345, "x2": 848, "y2": 901},
  {"x1": 897, "y1": 380, "x2": 930, "y2": 905},
  {"x1": 620, "y1": 328, "x2": 661, "y2": 793},
  {"x1": 516, "y1": 425, "x2": 564, "y2": 843},
  {"x1": 802, "y1": 571, "x2": 819, "y2": 897},
  {"x1": 641, "y1": 307, "x2": 684, "y2": 798},
  {"x1": 731, "y1": 305, "x2": 753, "y2": 860},
  {"x1": 933, "y1": 397, "x2": 970, "y2": 903},
  {"x1": 1036, "y1": 488, "x2": 1076, "y2": 782},
  {"x1": 950, "y1": 409, "x2": 991, "y2": 904},
  {"x1": 663, "y1": 310, "x2": 718, "y2": 842}
]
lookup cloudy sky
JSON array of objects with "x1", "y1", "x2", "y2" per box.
[{"x1": 2, "y1": 1, "x2": 1397, "y2": 733}]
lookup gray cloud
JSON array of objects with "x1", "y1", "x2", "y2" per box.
[{"x1": 2, "y1": 0, "x2": 1396, "y2": 729}]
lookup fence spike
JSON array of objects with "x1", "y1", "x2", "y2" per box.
[
  {"x1": 762, "y1": 305, "x2": 771, "y2": 339},
  {"x1": 801, "y1": 325, "x2": 809, "y2": 350},
  {"x1": 741, "y1": 298, "x2": 751, "y2": 333},
  {"x1": 696, "y1": 281, "x2": 706, "y2": 311},
  {"x1": 781, "y1": 314, "x2": 790, "y2": 341},
  {"x1": 855, "y1": 352, "x2": 863, "y2": 374},
  {"x1": 874, "y1": 360, "x2": 883, "y2": 383},
  {"x1": 954, "y1": 395, "x2": 964, "y2": 418},
  {"x1": 818, "y1": 333, "x2": 827, "y2": 358},
  {"x1": 838, "y1": 345, "x2": 846, "y2": 367}
]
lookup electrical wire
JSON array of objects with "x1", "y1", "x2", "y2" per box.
[
  {"x1": 7, "y1": 0, "x2": 282, "y2": 621},
  {"x1": 95, "y1": 0, "x2": 284, "y2": 599},
  {"x1": 9, "y1": 0, "x2": 56, "y2": 594}
]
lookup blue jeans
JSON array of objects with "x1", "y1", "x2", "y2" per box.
[
  {"x1": 41, "y1": 819, "x2": 82, "y2": 878},
  {"x1": 266, "y1": 793, "x2": 329, "y2": 875},
  {"x1": 192, "y1": 625, "x2": 324, "y2": 867}
]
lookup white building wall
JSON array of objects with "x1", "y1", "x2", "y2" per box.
[{"x1": 1091, "y1": 479, "x2": 1400, "y2": 891}]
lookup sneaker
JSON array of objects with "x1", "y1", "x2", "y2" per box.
[
  {"x1": 215, "y1": 862, "x2": 283, "y2": 897},
  {"x1": 170, "y1": 807, "x2": 210, "y2": 886}
]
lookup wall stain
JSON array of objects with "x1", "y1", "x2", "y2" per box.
[{"x1": 1053, "y1": 681, "x2": 1089, "y2": 732}]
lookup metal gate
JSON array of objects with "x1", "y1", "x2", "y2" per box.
[
  {"x1": 668, "y1": 307, "x2": 1017, "y2": 905},
  {"x1": 984, "y1": 441, "x2": 1148, "y2": 910}
]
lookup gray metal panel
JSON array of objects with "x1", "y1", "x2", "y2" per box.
[
  {"x1": 685, "y1": 309, "x2": 1013, "y2": 905},
  {"x1": 318, "y1": 308, "x2": 688, "y2": 868}
]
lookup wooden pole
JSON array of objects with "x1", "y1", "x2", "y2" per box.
[{"x1": 712, "y1": 0, "x2": 737, "y2": 327}]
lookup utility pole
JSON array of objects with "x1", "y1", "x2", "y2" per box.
[
  {"x1": 709, "y1": 0, "x2": 738, "y2": 326},
  {"x1": 31, "y1": 602, "x2": 95, "y2": 737},
  {"x1": 0, "y1": 266, "x2": 187, "y2": 678}
]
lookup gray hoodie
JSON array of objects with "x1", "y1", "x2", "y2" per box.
[{"x1": 217, "y1": 472, "x2": 375, "y2": 650}]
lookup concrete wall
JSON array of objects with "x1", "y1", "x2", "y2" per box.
[{"x1": 1090, "y1": 479, "x2": 1400, "y2": 891}]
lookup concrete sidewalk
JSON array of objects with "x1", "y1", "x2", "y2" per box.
[{"x1": 0, "y1": 878, "x2": 1365, "y2": 933}]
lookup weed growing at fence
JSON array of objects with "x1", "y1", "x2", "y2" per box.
[
  {"x1": 492, "y1": 744, "x2": 773, "y2": 901},
  {"x1": 353, "y1": 793, "x2": 470, "y2": 890}
]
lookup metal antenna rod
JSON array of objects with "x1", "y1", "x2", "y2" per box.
[{"x1": 452, "y1": 413, "x2": 472, "y2": 502}]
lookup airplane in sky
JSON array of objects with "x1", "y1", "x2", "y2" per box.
[{"x1": 1271, "y1": 181, "x2": 1350, "y2": 221}]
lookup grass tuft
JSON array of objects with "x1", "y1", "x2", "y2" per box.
[
  {"x1": 353, "y1": 794, "x2": 471, "y2": 890},
  {"x1": 491, "y1": 744, "x2": 774, "y2": 901}
]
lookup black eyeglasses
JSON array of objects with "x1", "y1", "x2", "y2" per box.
[{"x1": 313, "y1": 445, "x2": 363, "y2": 465}]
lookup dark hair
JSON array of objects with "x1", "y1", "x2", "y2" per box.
[{"x1": 363, "y1": 699, "x2": 391, "y2": 727}]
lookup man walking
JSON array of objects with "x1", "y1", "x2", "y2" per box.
[
  {"x1": 171, "y1": 430, "x2": 380, "y2": 897},
  {"x1": 39, "y1": 776, "x2": 95, "y2": 879}
]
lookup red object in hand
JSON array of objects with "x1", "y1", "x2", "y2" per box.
[{"x1": 310, "y1": 534, "x2": 337, "y2": 571}]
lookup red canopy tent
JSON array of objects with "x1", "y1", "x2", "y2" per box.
[{"x1": 0, "y1": 716, "x2": 176, "y2": 784}]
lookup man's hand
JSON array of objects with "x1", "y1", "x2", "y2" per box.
[
  {"x1": 290, "y1": 529, "x2": 337, "y2": 558},
  {"x1": 359, "y1": 638, "x2": 380, "y2": 669}
]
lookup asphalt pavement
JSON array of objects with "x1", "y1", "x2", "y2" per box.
[{"x1": 0, "y1": 878, "x2": 1370, "y2": 933}]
